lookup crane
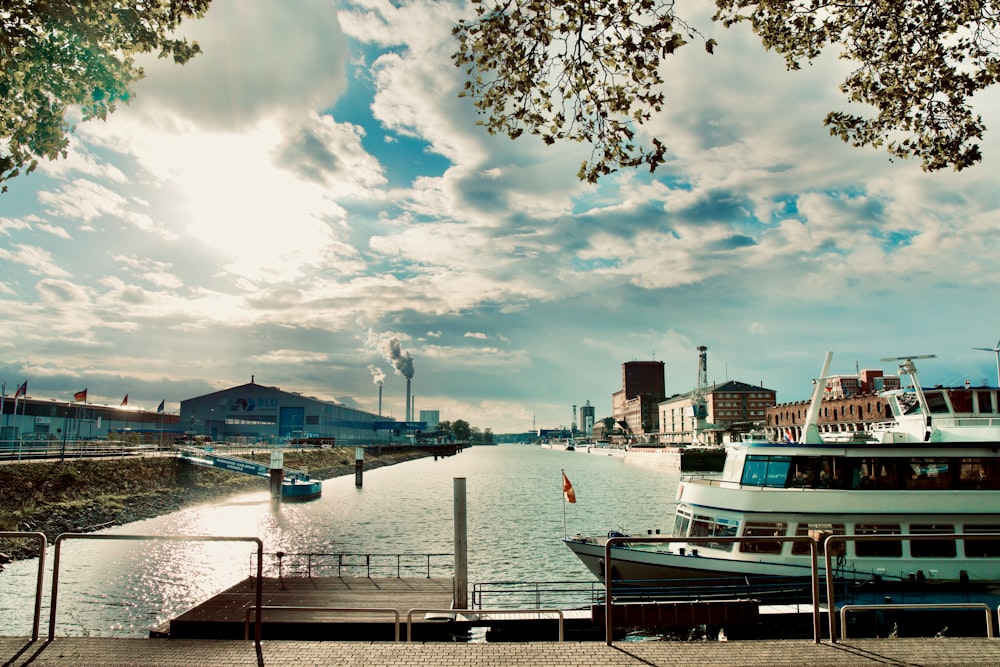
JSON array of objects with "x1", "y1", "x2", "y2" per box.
[{"x1": 690, "y1": 346, "x2": 709, "y2": 445}]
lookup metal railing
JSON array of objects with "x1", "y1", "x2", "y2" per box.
[
  {"x1": 604, "y1": 535, "x2": 825, "y2": 645},
  {"x1": 244, "y1": 605, "x2": 401, "y2": 641},
  {"x1": 258, "y1": 551, "x2": 453, "y2": 579},
  {"x1": 0, "y1": 532, "x2": 47, "y2": 640},
  {"x1": 471, "y1": 580, "x2": 605, "y2": 609},
  {"x1": 840, "y1": 603, "x2": 993, "y2": 639},
  {"x1": 49, "y1": 533, "x2": 264, "y2": 642},
  {"x1": 406, "y1": 608, "x2": 565, "y2": 642},
  {"x1": 823, "y1": 532, "x2": 1000, "y2": 643},
  {"x1": 0, "y1": 440, "x2": 172, "y2": 461}
]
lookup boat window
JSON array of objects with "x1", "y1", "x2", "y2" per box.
[
  {"x1": 963, "y1": 524, "x2": 1000, "y2": 558},
  {"x1": 690, "y1": 514, "x2": 738, "y2": 552},
  {"x1": 909, "y1": 524, "x2": 956, "y2": 558},
  {"x1": 904, "y1": 458, "x2": 952, "y2": 490},
  {"x1": 742, "y1": 456, "x2": 768, "y2": 486},
  {"x1": 924, "y1": 390, "x2": 950, "y2": 414},
  {"x1": 739, "y1": 522, "x2": 786, "y2": 554},
  {"x1": 854, "y1": 524, "x2": 902, "y2": 557},
  {"x1": 949, "y1": 390, "x2": 973, "y2": 413},
  {"x1": 898, "y1": 392, "x2": 921, "y2": 415},
  {"x1": 673, "y1": 511, "x2": 691, "y2": 538},
  {"x1": 788, "y1": 456, "x2": 841, "y2": 488},
  {"x1": 975, "y1": 391, "x2": 996, "y2": 414},
  {"x1": 791, "y1": 523, "x2": 846, "y2": 556},
  {"x1": 958, "y1": 459, "x2": 1000, "y2": 490}
]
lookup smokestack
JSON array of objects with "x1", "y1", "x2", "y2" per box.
[
  {"x1": 406, "y1": 378, "x2": 411, "y2": 422},
  {"x1": 378, "y1": 384, "x2": 383, "y2": 416}
]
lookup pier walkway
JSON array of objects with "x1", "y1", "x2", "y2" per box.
[{"x1": 4, "y1": 636, "x2": 1000, "y2": 666}]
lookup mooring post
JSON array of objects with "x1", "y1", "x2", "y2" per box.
[
  {"x1": 269, "y1": 450, "x2": 284, "y2": 503},
  {"x1": 454, "y1": 477, "x2": 468, "y2": 609},
  {"x1": 355, "y1": 447, "x2": 364, "y2": 487}
]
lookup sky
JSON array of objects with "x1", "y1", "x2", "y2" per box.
[{"x1": 2, "y1": 0, "x2": 1000, "y2": 434}]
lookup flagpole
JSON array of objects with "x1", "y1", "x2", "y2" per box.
[{"x1": 561, "y1": 468, "x2": 567, "y2": 538}]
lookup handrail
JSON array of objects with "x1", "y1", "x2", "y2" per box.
[
  {"x1": 604, "y1": 535, "x2": 822, "y2": 646},
  {"x1": 49, "y1": 533, "x2": 264, "y2": 643},
  {"x1": 257, "y1": 551, "x2": 452, "y2": 578},
  {"x1": 840, "y1": 603, "x2": 993, "y2": 639},
  {"x1": 406, "y1": 608, "x2": 565, "y2": 642},
  {"x1": 0, "y1": 531, "x2": 47, "y2": 640},
  {"x1": 244, "y1": 605, "x2": 401, "y2": 641},
  {"x1": 824, "y1": 532, "x2": 1000, "y2": 643}
]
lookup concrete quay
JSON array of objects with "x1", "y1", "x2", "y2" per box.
[{"x1": 5, "y1": 637, "x2": 1000, "y2": 666}]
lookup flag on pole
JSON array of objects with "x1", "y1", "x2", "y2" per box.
[
  {"x1": 562, "y1": 471, "x2": 576, "y2": 504},
  {"x1": 156, "y1": 399, "x2": 165, "y2": 413},
  {"x1": 74, "y1": 388, "x2": 88, "y2": 402},
  {"x1": 120, "y1": 395, "x2": 128, "y2": 406},
  {"x1": 14, "y1": 381, "x2": 27, "y2": 399}
]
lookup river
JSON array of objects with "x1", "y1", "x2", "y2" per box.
[{"x1": 0, "y1": 445, "x2": 683, "y2": 638}]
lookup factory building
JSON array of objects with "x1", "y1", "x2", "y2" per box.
[
  {"x1": 179, "y1": 380, "x2": 386, "y2": 444},
  {"x1": 1, "y1": 394, "x2": 179, "y2": 444}
]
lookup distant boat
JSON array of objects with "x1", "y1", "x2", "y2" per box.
[{"x1": 565, "y1": 351, "x2": 1000, "y2": 594}]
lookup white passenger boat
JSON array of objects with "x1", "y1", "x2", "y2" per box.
[{"x1": 564, "y1": 352, "x2": 1000, "y2": 592}]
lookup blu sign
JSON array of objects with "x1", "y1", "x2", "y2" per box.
[{"x1": 230, "y1": 397, "x2": 280, "y2": 412}]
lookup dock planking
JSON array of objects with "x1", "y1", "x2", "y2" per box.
[{"x1": 162, "y1": 577, "x2": 456, "y2": 640}]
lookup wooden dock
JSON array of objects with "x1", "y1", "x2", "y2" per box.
[{"x1": 161, "y1": 577, "x2": 457, "y2": 641}]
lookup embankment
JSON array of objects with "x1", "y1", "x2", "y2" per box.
[{"x1": 0, "y1": 447, "x2": 430, "y2": 561}]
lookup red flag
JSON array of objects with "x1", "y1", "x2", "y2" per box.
[
  {"x1": 14, "y1": 381, "x2": 27, "y2": 398},
  {"x1": 74, "y1": 388, "x2": 87, "y2": 402},
  {"x1": 120, "y1": 395, "x2": 128, "y2": 406},
  {"x1": 562, "y1": 471, "x2": 576, "y2": 504}
]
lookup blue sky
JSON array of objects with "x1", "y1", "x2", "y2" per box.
[{"x1": 2, "y1": 0, "x2": 1000, "y2": 434}]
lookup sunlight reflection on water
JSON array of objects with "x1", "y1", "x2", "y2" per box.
[{"x1": 0, "y1": 445, "x2": 684, "y2": 637}]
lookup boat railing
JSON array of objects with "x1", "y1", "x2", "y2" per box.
[{"x1": 254, "y1": 551, "x2": 454, "y2": 579}]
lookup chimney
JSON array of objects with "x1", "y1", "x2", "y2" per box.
[
  {"x1": 378, "y1": 384, "x2": 383, "y2": 416},
  {"x1": 406, "y1": 378, "x2": 411, "y2": 422}
]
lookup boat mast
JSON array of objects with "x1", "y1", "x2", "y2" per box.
[
  {"x1": 800, "y1": 351, "x2": 833, "y2": 444},
  {"x1": 881, "y1": 355, "x2": 936, "y2": 436}
]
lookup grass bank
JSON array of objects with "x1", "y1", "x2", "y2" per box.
[{"x1": 0, "y1": 447, "x2": 430, "y2": 561}]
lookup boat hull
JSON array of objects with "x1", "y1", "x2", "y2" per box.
[{"x1": 281, "y1": 479, "x2": 322, "y2": 501}]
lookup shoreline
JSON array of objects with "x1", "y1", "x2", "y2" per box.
[{"x1": 0, "y1": 447, "x2": 432, "y2": 563}]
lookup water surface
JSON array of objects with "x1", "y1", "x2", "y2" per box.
[{"x1": 0, "y1": 445, "x2": 681, "y2": 637}]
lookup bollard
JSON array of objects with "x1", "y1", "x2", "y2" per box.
[
  {"x1": 454, "y1": 477, "x2": 468, "y2": 609},
  {"x1": 355, "y1": 447, "x2": 364, "y2": 487},
  {"x1": 270, "y1": 450, "x2": 284, "y2": 502}
]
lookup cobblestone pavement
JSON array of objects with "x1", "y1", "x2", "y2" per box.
[{"x1": 4, "y1": 637, "x2": 1000, "y2": 666}]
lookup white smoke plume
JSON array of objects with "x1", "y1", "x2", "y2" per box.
[
  {"x1": 366, "y1": 330, "x2": 415, "y2": 380},
  {"x1": 367, "y1": 364, "x2": 386, "y2": 386}
]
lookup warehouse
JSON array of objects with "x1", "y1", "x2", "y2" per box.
[{"x1": 179, "y1": 379, "x2": 386, "y2": 444}]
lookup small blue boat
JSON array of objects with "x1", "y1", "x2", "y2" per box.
[{"x1": 282, "y1": 477, "x2": 322, "y2": 501}]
